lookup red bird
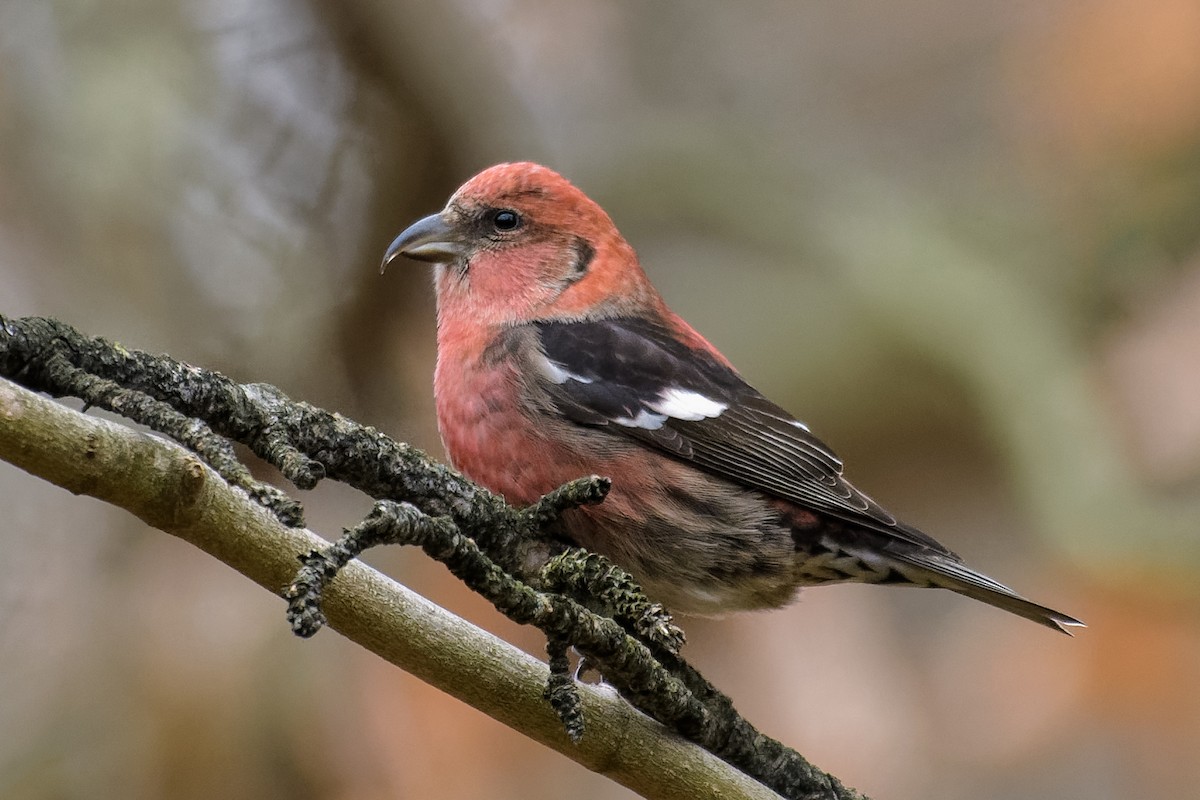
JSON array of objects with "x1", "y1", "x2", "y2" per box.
[{"x1": 383, "y1": 162, "x2": 1083, "y2": 634}]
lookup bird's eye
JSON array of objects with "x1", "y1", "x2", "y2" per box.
[{"x1": 492, "y1": 210, "x2": 521, "y2": 232}]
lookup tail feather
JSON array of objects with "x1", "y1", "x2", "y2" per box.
[{"x1": 889, "y1": 551, "x2": 1085, "y2": 635}]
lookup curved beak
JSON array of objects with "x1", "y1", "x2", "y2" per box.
[{"x1": 381, "y1": 213, "x2": 468, "y2": 274}]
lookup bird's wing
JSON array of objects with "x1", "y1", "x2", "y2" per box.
[{"x1": 531, "y1": 317, "x2": 950, "y2": 553}]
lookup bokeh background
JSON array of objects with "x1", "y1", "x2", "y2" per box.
[{"x1": 3, "y1": 2, "x2": 1199, "y2": 798}]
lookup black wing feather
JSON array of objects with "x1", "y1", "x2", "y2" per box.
[{"x1": 534, "y1": 317, "x2": 948, "y2": 552}]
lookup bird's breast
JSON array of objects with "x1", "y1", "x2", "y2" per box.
[{"x1": 434, "y1": 349, "x2": 583, "y2": 505}]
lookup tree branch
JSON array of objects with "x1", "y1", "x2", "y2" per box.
[
  {"x1": 0, "y1": 315, "x2": 868, "y2": 800},
  {"x1": 0, "y1": 375, "x2": 784, "y2": 800}
]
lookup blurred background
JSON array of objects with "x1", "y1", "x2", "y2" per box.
[{"x1": 2, "y1": 2, "x2": 1199, "y2": 798}]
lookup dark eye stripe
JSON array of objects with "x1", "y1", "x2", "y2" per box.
[{"x1": 569, "y1": 238, "x2": 594, "y2": 277}]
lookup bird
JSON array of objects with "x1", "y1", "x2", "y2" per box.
[{"x1": 382, "y1": 162, "x2": 1083, "y2": 634}]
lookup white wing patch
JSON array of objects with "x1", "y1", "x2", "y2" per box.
[
  {"x1": 535, "y1": 354, "x2": 594, "y2": 385},
  {"x1": 614, "y1": 409, "x2": 669, "y2": 430},
  {"x1": 650, "y1": 388, "x2": 727, "y2": 421},
  {"x1": 614, "y1": 388, "x2": 727, "y2": 430}
]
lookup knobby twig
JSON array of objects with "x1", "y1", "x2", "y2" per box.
[{"x1": 0, "y1": 315, "x2": 868, "y2": 800}]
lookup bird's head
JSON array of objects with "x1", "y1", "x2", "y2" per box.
[{"x1": 383, "y1": 163, "x2": 659, "y2": 325}]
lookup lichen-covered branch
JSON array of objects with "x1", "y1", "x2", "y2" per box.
[
  {"x1": 0, "y1": 315, "x2": 869, "y2": 800},
  {"x1": 0, "y1": 375, "x2": 780, "y2": 800}
]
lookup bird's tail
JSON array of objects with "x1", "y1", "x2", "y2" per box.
[{"x1": 885, "y1": 549, "x2": 1085, "y2": 635}]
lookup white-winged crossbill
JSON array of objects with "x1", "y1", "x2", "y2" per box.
[{"x1": 383, "y1": 162, "x2": 1083, "y2": 634}]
